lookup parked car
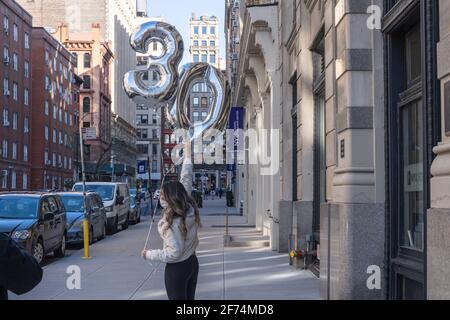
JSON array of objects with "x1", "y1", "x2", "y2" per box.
[
  {"x1": 73, "y1": 182, "x2": 130, "y2": 234},
  {"x1": 0, "y1": 192, "x2": 67, "y2": 265},
  {"x1": 58, "y1": 192, "x2": 107, "y2": 245},
  {"x1": 130, "y1": 195, "x2": 142, "y2": 224}
]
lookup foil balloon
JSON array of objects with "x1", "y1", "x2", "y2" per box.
[
  {"x1": 167, "y1": 63, "x2": 231, "y2": 142},
  {"x1": 123, "y1": 21, "x2": 183, "y2": 106}
]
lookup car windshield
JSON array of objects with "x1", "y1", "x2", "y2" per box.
[
  {"x1": 0, "y1": 196, "x2": 39, "y2": 219},
  {"x1": 61, "y1": 196, "x2": 84, "y2": 213},
  {"x1": 73, "y1": 185, "x2": 115, "y2": 201},
  {"x1": 130, "y1": 197, "x2": 135, "y2": 206}
]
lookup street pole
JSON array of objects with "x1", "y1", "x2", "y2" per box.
[
  {"x1": 79, "y1": 126, "x2": 90, "y2": 260},
  {"x1": 111, "y1": 152, "x2": 115, "y2": 183}
]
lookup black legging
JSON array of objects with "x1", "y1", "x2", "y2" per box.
[{"x1": 164, "y1": 255, "x2": 199, "y2": 300}]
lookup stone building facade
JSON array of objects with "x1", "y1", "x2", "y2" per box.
[{"x1": 227, "y1": 0, "x2": 450, "y2": 300}]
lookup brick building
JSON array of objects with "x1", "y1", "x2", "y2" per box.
[
  {"x1": 29, "y1": 27, "x2": 79, "y2": 190},
  {"x1": 54, "y1": 23, "x2": 113, "y2": 181},
  {"x1": 0, "y1": 0, "x2": 32, "y2": 191}
]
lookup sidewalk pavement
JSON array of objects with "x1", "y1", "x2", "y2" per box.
[
  {"x1": 200, "y1": 199, "x2": 240, "y2": 216},
  {"x1": 10, "y1": 214, "x2": 320, "y2": 300}
]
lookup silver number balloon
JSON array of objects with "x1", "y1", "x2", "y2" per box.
[
  {"x1": 123, "y1": 21, "x2": 183, "y2": 106},
  {"x1": 124, "y1": 20, "x2": 231, "y2": 140},
  {"x1": 167, "y1": 63, "x2": 231, "y2": 141}
]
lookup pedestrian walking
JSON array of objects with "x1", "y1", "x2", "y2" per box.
[{"x1": 142, "y1": 142, "x2": 201, "y2": 300}]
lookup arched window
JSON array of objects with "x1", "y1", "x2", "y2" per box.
[
  {"x1": 83, "y1": 53, "x2": 91, "y2": 68},
  {"x1": 83, "y1": 97, "x2": 91, "y2": 113}
]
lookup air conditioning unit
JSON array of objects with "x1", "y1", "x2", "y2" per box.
[
  {"x1": 58, "y1": 162, "x2": 63, "y2": 168},
  {"x1": 4, "y1": 27, "x2": 9, "y2": 35},
  {"x1": 3, "y1": 121, "x2": 9, "y2": 127},
  {"x1": 45, "y1": 160, "x2": 52, "y2": 166},
  {"x1": 4, "y1": 90, "x2": 10, "y2": 96},
  {"x1": 45, "y1": 84, "x2": 52, "y2": 91},
  {"x1": 235, "y1": 37, "x2": 240, "y2": 44},
  {"x1": 3, "y1": 56, "x2": 10, "y2": 65},
  {"x1": 1, "y1": 169, "x2": 8, "y2": 177}
]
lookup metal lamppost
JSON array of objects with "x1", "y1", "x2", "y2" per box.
[{"x1": 79, "y1": 122, "x2": 90, "y2": 260}]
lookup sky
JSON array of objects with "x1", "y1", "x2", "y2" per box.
[{"x1": 147, "y1": 0, "x2": 226, "y2": 67}]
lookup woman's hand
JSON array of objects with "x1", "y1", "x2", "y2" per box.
[{"x1": 141, "y1": 250, "x2": 148, "y2": 260}]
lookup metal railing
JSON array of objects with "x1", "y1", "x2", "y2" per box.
[{"x1": 246, "y1": 0, "x2": 278, "y2": 7}]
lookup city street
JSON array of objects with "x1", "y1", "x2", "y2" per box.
[{"x1": 10, "y1": 200, "x2": 319, "y2": 300}]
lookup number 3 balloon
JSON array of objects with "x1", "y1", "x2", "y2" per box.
[{"x1": 124, "y1": 21, "x2": 231, "y2": 140}]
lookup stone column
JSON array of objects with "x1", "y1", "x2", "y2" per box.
[
  {"x1": 321, "y1": 0, "x2": 385, "y2": 300},
  {"x1": 427, "y1": 0, "x2": 450, "y2": 300}
]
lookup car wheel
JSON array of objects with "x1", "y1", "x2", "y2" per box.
[
  {"x1": 122, "y1": 213, "x2": 129, "y2": 230},
  {"x1": 33, "y1": 239, "x2": 44, "y2": 265},
  {"x1": 54, "y1": 234, "x2": 66, "y2": 258},
  {"x1": 113, "y1": 216, "x2": 119, "y2": 234}
]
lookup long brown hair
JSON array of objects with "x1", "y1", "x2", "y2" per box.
[{"x1": 160, "y1": 181, "x2": 201, "y2": 238}]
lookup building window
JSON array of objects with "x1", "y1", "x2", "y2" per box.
[
  {"x1": 137, "y1": 129, "x2": 148, "y2": 139},
  {"x1": 193, "y1": 97, "x2": 199, "y2": 107},
  {"x1": 2, "y1": 140, "x2": 7, "y2": 158},
  {"x1": 201, "y1": 53, "x2": 207, "y2": 63},
  {"x1": 193, "y1": 112, "x2": 200, "y2": 122},
  {"x1": 53, "y1": 105, "x2": 57, "y2": 119},
  {"x1": 22, "y1": 174, "x2": 28, "y2": 190},
  {"x1": 12, "y1": 82, "x2": 17, "y2": 100},
  {"x1": 3, "y1": 46, "x2": 9, "y2": 63},
  {"x1": 12, "y1": 143, "x2": 17, "y2": 160},
  {"x1": 13, "y1": 24, "x2": 18, "y2": 42},
  {"x1": 23, "y1": 145, "x2": 28, "y2": 161},
  {"x1": 152, "y1": 129, "x2": 158, "y2": 139},
  {"x1": 59, "y1": 108, "x2": 62, "y2": 122},
  {"x1": 83, "y1": 75, "x2": 91, "y2": 89},
  {"x1": 152, "y1": 114, "x2": 157, "y2": 124},
  {"x1": 24, "y1": 89, "x2": 29, "y2": 106},
  {"x1": 193, "y1": 54, "x2": 199, "y2": 62},
  {"x1": 53, "y1": 129, "x2": 57, "y2": 143},
  {"x1": 24, "y1": 117, "x2": 29, "y2": 133},
  {"x1": 11, "y1": 171, "x2": 16, "y2": 189},
  {"x1": 136, "y1": 114, "x2": 148, "y2": 125},
  {"x1": 59, "y1": 131, "x2": 63, "y2": 144},
  {"x1": 84, "y1": 53, "x2": 91, "y2": 68},
  {"x1": 202, "y1": 40, "x2": 207, "y2": 47},
  {"x1": 210, "y1": 26, "x2": 216, "y2": 35},
  {"x1": 210, "y1": 40, "x2": 215, "y2": 47},
  {"x1": 45, "y1": 126, "x2": 49, "y2": 141},
  {"x1": 201, "y1": 112, "x2": 207, "y2": 120},
  {"x1": 45, "y1": 51, "x2": 50, "y2": 65},
  {"x1": 193, "y1": 40, "x2": 199, "y2": 46},
  {"x1": 210, "y1": 54, "x2": 216, "y2": 64},
  {"x1": 2, "y1": 109, "x2": 8, "y2": 127},
  {"x1": 202, "y1": 26, "x2": 207, "y2": 34},
  {"x1": 201, "y1": 97, "x2": 208, "y2": 108},
  {"x1": 83, "y1": 97, "x2": 91, "y2": 113},
  {"x1": 194, "y1": 26, "x2": 199, "y2": 34},
  {"x1": 52, "y1": 153, "x2": 56, "y2": 167},
  {"x1": 24, "y1": 33, "x2": 29, "y2": 49},
  {"x1": 13, "y1": 53, "x2": 18, "y2": 71},
  {"x1": 3, "y1": 16, "x2": 9, "y2": 34},
  {"x1": 152, "y1": 144, "x2": 158, "y2": 156},
  {"x1": 3, "y1": 78, "x2": 8, "y2": 96},
  {"x1": 24, "y1": 61, "x2": 29, "y2": 78},
  {"x1": 12, "y1": 112, "x2": 17, "y2": 130}
]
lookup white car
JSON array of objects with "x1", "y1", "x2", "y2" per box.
[{"x1": 73, "y1": 182, "x2": 131, "y2": 234}]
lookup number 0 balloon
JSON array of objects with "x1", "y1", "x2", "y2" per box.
[{"x1": 123, "y1": 21, "x2": 231, "y2": 140}]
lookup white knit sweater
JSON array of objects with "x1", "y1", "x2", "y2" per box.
[{"x1": 145, "y1": 159, "x2": 199, "y2": 263}]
